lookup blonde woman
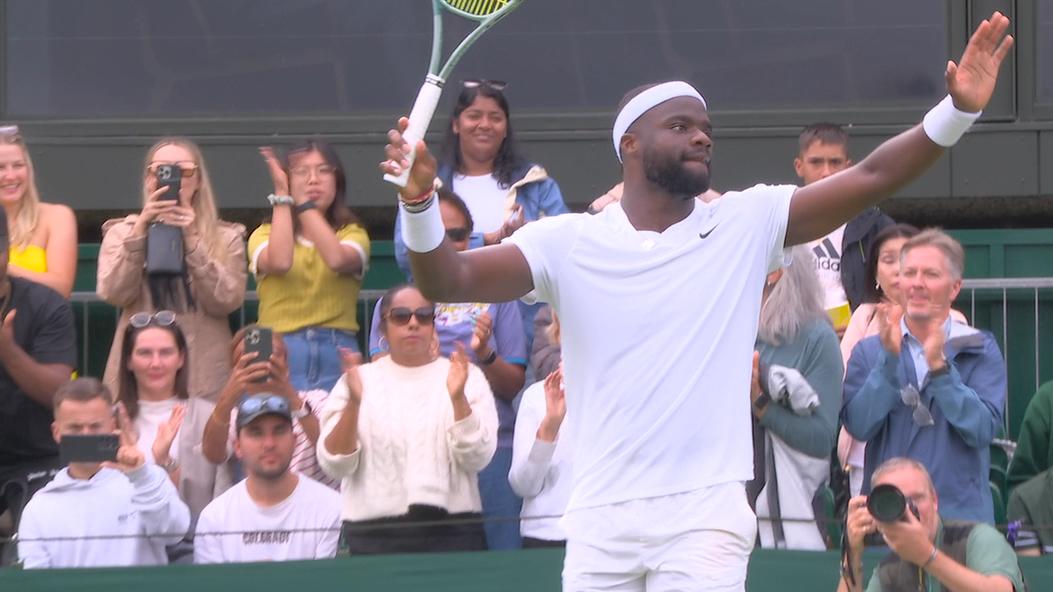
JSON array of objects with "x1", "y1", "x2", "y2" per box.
[
  {"x1": 0, "y1": 125, "x2": 77, "y2": 297},
  {"x1": 97, "y1": 138, "x2": 247, "y2": 401}
]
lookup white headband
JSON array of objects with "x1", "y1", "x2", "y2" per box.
[{"x1": 612, "y1": 81, "x2": 707, "y2": 162}]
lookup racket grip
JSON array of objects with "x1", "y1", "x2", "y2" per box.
[{"x1": 384, "y1": 79, "x2": 444, "y2": 188}]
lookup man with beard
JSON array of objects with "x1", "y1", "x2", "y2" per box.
[
  {"x1": 379, "y1": 13, "x2": 1012, "y2": 591},
  {"x1": 194, "y1": 394, "x2": 340, "y2": 563}
]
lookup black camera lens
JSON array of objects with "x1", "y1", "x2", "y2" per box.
[{"x1": 868, "y1": 484, "x2": 912, "y2": 522}]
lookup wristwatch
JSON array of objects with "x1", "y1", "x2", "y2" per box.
[
  {"x1": 267, "y1": 194, "x2": 294, "y2": 206},
  {"x1": 291, "y1": 400, "x2": 312, "y2": 420},
  {"x1": 161, "y1": 456, "x2": 180, "y2": 473},
  {"x1": 294, "y1": 201, "x2": 317, "y2": 215}
]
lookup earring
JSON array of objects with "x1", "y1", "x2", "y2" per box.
[{"x1": 876, "y1": 281, "x2": 880, "y2": 290}]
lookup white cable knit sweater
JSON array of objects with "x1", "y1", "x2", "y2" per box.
[{"x1": 317, "y1": 356, "x2": 498, "y2": 522}]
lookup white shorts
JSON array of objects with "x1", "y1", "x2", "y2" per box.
[{"x1": 561, "y1": 482, "x2": 757, "y2": 592}]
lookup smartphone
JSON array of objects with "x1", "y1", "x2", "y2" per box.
[
  {"x1": 60, "y1": 434, "x2": 119, "y2": 464},
  {"x1": 243, "y1": 325, "x2": 274, "y2": 382},
  {"x1": 155, "y1": 164, "x2": 182, "y2": 201}
]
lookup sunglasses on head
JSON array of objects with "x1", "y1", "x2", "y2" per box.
[
  {"x1": 146, "y1": 163, "x2": 199, "y2": 178},
  {"x1": 0, "y1": 125, "x2": 23, "y2": 144},
  {"x1": 238, "y1": 394, "x2": 290, "y2": 416},
  {"x1": 129, "y1": 310, "x2": 177, "y2": 329},
  {"x1": 384, "y1": 306, "x2": 436, "y2": 326},
  {"x1": 462, "y1": 79, "x2": 507, "y2": 91},
  {"x1": 445, "y1": 227, "x2": 471, "y2": 242}
]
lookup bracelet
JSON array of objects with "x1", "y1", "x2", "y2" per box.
[
  {"x1": 267, "y1": 194, "x2": 294, "y2": 207},
  {"x1": 922, "y1": 95, "x2": 981, "y2": 147},
  {"x1": 922, "y1": 546, "x2": 938, "y2": 569},
  {"x1": 401, "y1": 191, "x2": 435, "y2": 214},
  {"x1": 478, "y1": 350, "x2": 498, "y2": 366},
  {"x1": 294, "y1": 201, "x2": 317, "y2": 215},
  {"x1": 399, "y1": 195, "x2": 445, "y2": 253},
  {"x1": 402, "y1": 182, "x2": 437, "y2": 206}
]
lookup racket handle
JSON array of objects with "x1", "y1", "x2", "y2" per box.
[{"x1": 384, "y1": 78, "x2": 444, "y2": 188}]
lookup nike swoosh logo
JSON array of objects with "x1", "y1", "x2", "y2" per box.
[{"x1": 699, "y1": 225, "x2": 719, "y2": 239}]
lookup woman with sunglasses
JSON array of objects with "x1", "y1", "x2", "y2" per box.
[
  {"x1": 370, "y1": 189, "x2": 526, "y2": 548},
  {"x1": 319, "y1": 284, "x2": 498, "y2": 555},
  {"x1": 393, "y1": 79, "x2": 568, "y2": 278},
  {"x1": 117, "y1": 311, "x2": 234, "y2": 523},
  {"x1": 749, "y1": 246, "x2": 843, "y2": 551},
  {"x1": 98, "y1": 138, "x2": 247, "y2": 402},
  {"x1": 0, "y1": 125, "x2": 77, "y2": 297},
  {"x1": 251, "y1": 140, "x2": 369, "y2": 393}
]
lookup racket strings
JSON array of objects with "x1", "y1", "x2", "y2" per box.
[{"x1": 442, "y1": 0, "x2": 509, "y2": 17}]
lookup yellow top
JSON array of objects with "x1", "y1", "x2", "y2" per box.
[
  {"x1": 9, "y1": 244, "x2": 47, "y2": 273},
  {"x1": 249, "y1": 223, "x2": 370, "y2": 334}
]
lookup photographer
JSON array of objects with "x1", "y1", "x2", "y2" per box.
[
  {"x1": 98, "y1": 138, "x2": 247, "y2": 402},
  {"x1": 837, "y1": 458, "x2": 1023, "y2": 592}
]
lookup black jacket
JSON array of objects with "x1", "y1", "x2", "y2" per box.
[{"x1": 841, "y1": 207, "x2": 895, "y2": 311}]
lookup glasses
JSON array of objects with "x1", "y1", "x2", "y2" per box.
[
  {"x1": 0, "y1": 125, "x2": 23, "y2": 144},
  {"x1": 900, "y1": 384, "x2": 935, "y2": 427},
  {"x1": 384, "y1": 306, "x2": 436, "y2": 326},
  {"x1": 462, "y1": 79, "x2": 507, "y2": 91},
  {"x1": 237, "y1": 395, "x2": 290, "y2": 417},
  {"x1": 129, "y1": 310, "x2": 177, "y2": 329},
  {"x1": 290, "y1": 165, "x2": 336, "y2": 178},
  {"x1": 146, "y1": 163, "x2": 199, "y2": 178},
  {"x1": 445, "y1": 227, "x2": 471, "y2": 242}
]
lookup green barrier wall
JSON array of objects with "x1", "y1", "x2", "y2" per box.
[
  {"x1": 73, "y1": 229, "x2": 1053, "y2": 438},
  {"x1": 2, "y1": 548, "x2": 1051, "y2": 592}
]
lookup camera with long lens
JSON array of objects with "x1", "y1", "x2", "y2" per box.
[{"x1": 867, "y1": 484, "x2": 921, "y2": 523}]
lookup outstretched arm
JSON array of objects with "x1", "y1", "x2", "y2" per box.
[
  {"x1": 786, "y1": 12, "x2": 1013, "y2": 246},
  {"x1": 380, "y1": 121, "x2": 534, "y2": 304}
]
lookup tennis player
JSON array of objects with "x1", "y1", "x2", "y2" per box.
[{"x1": 380, "y1": 13, "x2": 1013, "y2": 591}]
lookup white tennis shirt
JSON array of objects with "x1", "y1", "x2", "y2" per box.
[{"x1": 506, "y1": 184, "x2": 795, "y2": 512}]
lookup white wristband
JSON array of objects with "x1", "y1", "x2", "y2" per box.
[
  {"x1": 922, "y1": 95, "x2": 981, "y2": 147},
  {"x1": 399, "y1": 198, "x2": 445, "y2": 253}
]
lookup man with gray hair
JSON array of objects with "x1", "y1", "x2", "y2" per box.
[
  {"x1": 842, "y1": 229, "x2": 1006, "y2": 523},
  {"x1": 837, "y1": 457, "x2": 1023, "y2": 592}
]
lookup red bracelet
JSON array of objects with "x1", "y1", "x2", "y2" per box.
[{"x1": 402, "y1": 184, "x2": 435, "y2": 206}]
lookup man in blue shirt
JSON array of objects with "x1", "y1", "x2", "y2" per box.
[{"x1": 842, "y1": 229, "x2": 1005, "y2": 523}]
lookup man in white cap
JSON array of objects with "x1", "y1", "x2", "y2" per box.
[{"x1": 379, "y1": 14, "x2": 1013, "y2": 591}]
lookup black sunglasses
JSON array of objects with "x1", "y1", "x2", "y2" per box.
[
  {"x1": 129, "y1": 310, "x2": 177, "y2": 328},
  {"x1": 384, "y1": 306, "x2": 436, "y2": 326},
  {"x1": 445, "y1": 227, "x2": 471, "y2": 242},
  {"x1": 462, "y1": 79, "x2": 507, "y2": 91}
]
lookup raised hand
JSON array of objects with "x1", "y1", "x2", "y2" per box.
[
  {"x1": 446, "y1": 342, "x2": 470, "y2": 401},
  {"x1": 152, "y1": 403, "x2": 186, "y2": 467},
  {"x1": 106, "y1": 402, "x2": 145, "y2": 473},
  {"x1": 469, "y1": 312, "x2": 494, "y2": 358},
  {"x1": 947, "y1": 11, "x2": 1014, "y2": 113},
  {"x1": 537, "y1": 366, "x2": 566, "y2": 442},
  {"x1": 259, "y1": 146, "x2": 290, "y2": 196},
  {"x1": 922, "y1": 316, "x2": 947, "y2": 371},
  {"x1": 877, "y1": 302, "x2": 905, "y2": 357},
  {"x1": 876, "y1": 503, "x2": 934, "y2": 566},
  {"x1": 380, "y1": 117, "x2": 438, "y2": 202},
  {"x1": 217, "y1": 346, "x2": 270, "y2": 406},
  {"x1": 340, "y1": 347, "x2": 364, "y2": 405},
  {"x1": 844, "y1": 495, "x2": 875, "y2": 556}
]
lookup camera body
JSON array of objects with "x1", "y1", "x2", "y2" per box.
[{"x1": 867, "y1": 483, "x2": 921, "y2": 523}]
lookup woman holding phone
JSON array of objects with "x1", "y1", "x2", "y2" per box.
[
  {"x1": 0, "y1": 125, "x2": 77, "y2": 297},
  {"x1": 98, "y1": 138, "x2": 247, "y2": 402},
  {"x1": 250, "y1": 139, "x2": 370, "y2": 393}
]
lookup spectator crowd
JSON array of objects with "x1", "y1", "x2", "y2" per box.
[{"x1": 0, "y1": 73, "x2": 1039, "y2": 591}]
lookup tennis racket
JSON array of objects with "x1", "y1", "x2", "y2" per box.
[{"x1": 384, "y1": 0, "x2": 525, "y2": 187}]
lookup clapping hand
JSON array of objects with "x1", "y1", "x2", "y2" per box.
[{"x1": 876, "y1": 302, "x2": 905, "y2": 357}]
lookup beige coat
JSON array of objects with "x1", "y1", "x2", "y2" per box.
[{"x1": 97, "y1": 215, "x2": 247, "y2": 402}]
